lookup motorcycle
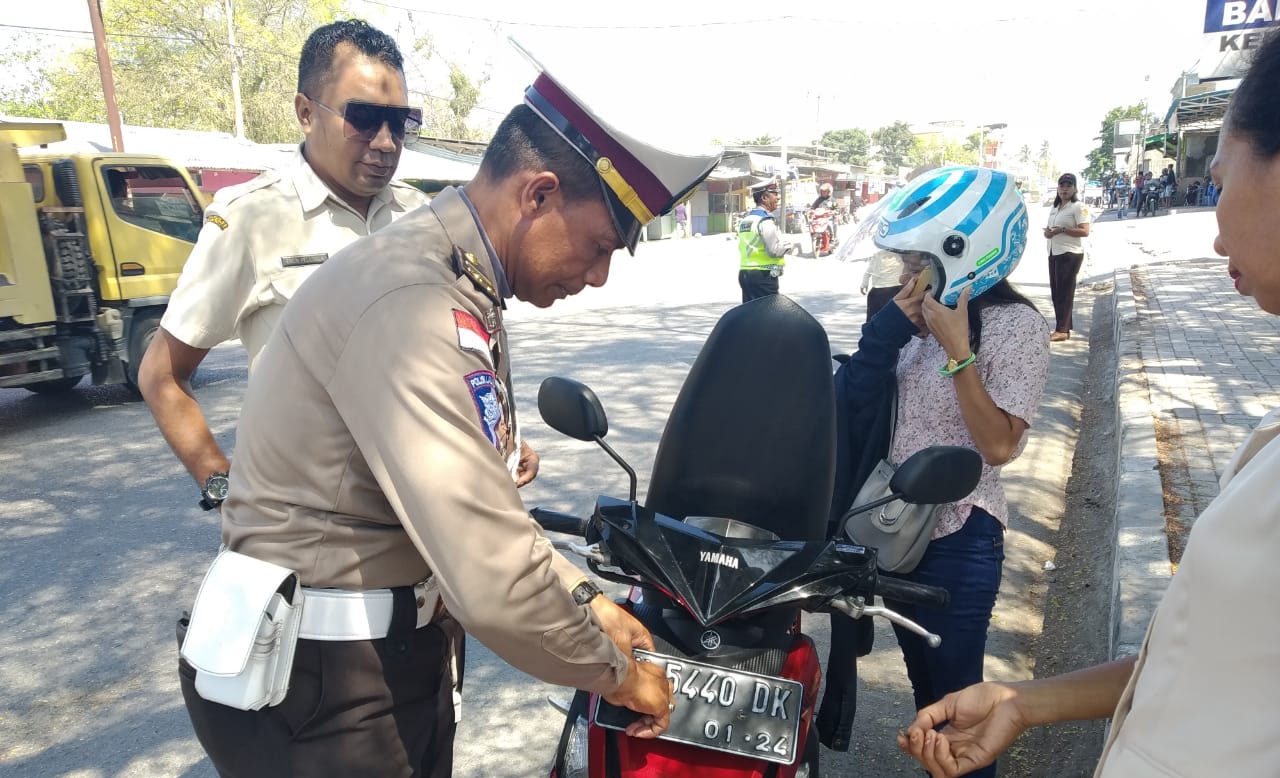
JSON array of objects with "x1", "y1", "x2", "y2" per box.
[
  {"x1": 532, "y1": 295, "x2": 981, "y2": 778},
  {"x1": 1138, "y1": 180, "x2": 1161, "y2": 217},
  {"x1": 808, "y1": 206, "x2": 838, "y2": 257}
]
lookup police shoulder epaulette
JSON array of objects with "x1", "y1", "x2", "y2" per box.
[
  {"x1": 451, "y1": 245, "x2": 501, "y2": 306},
  {"x1": 213, "y1": 170, "x2": 283, "y2": 208}
]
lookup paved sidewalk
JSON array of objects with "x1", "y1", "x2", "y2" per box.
[{"x1": 1109, "y1": 209, "x2": 1280, "y2": 656}]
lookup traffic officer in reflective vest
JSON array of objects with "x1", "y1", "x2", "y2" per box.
[
  {"x1": 174, "y1": 43, "x2": 722, "y2": 778},
  {"x1": 737, "y1": 179, "x2": 793, "y2": 302}
]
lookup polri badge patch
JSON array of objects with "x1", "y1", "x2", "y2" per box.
[
  {"x1": 466, "y1": 370, "x2": 505, "y2": 451},
  {"x1": 206, "y1": 214, "x2": 229, "y2": 231},
  {"x1": 454, "y1": 309, "x2": 493, "y2": 366}
]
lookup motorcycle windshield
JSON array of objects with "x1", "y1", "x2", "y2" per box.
[{"x1": 833, "y1": 195, "x2": 894, "y2": 263}]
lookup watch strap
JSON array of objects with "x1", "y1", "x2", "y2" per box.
[{"x1": 571, "y1": 580, "x2": 603, "y2": 606}]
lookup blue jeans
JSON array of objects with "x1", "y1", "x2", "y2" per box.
[{"x1": 884, "y1": 508, "x2": 1005, "y2": 778}]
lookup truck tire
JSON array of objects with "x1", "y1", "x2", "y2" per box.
[
  {"x1": 126, "y1": 309, "x2": 164, "y2": 389},
  {"x1": 25, "y1": 375, "x2": 86, "y2": 394}
]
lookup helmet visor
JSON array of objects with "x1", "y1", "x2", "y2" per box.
[{"x1": 833, "y1": 196, "x2": 893, "y2": 263}]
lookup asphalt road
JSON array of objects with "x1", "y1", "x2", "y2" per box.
[{"x1": 0, "y1": 215, "x2": 1120, "y2": 778}]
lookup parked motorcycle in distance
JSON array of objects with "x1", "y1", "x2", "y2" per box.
[{"x1": 533, "y1": 295, "x2": 982, "y2": 778}]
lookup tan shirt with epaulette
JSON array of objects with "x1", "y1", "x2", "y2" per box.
[
  {"x1": 161, "y1": 147, "x2": 429, "y2": 370},
  {"x1": 220, "y1": 187, "x2": 630, "y2": 695}
]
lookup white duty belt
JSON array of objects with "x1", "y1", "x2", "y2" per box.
[{"x1": 298, "y1": 580, "x2": 442, "y2": 641}]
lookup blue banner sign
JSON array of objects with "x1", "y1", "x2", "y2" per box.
[{"x1": 1205, "y1": 0, "x2": 1277, "y2": 33}]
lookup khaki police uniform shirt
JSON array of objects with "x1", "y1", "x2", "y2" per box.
[
  {"x1": 221, "y1": 187, "x2": 629, "y2": 695},
  {"x1": 1094, "y1": 408, "x2": 1280, "y2": 777},
  {"x1": 161, "y1": 147, "x2": 429, "y2": 370}
]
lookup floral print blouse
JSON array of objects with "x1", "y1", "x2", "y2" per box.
[{"x1": 889, "y1": 302, "x2": 1051, "y2": 539}]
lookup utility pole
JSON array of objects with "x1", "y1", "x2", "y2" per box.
[
  {"x1": 225, "y1": 0, "x2": 246, "y2": 138},
  {"x1": 86, "y1": 0, "x2": 124, "y2": 152},
  {"x1": 779, "y1": 141, "x2": 788, "y2": 240}
]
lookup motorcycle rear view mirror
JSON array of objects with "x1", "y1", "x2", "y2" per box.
[
  {"x1": 889, "y1": 446, "x2": 982, "y2": 505},
  {"x1": 538, "y1": 376, "x2": 608, "y2": 442},
  {"x1": 537, "y1": 376, "x2": 638, "y2": 502}
]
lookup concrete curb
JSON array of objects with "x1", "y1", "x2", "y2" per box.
[{"x1": 1110, "y1": 266, "x2": 1175, "y2": 660}]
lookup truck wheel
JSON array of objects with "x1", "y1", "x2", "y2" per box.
[
  {"x1": 126, "y1": 310, "x2": 164, "y2": 389},
  {"x1": 25, "y1": 375, "x2": 85, "y2": 394}
]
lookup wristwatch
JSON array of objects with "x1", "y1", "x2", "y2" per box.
[
  {"x1": 571, "y1": 579, "x2": 604, "y2": 607},
  {"x1": 199, "y1": 471, "x2": 230, "y2": 511}
]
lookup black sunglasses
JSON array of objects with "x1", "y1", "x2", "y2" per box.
[{"x1": 305, "y1": 94, "x2": 423, "y2": 142}]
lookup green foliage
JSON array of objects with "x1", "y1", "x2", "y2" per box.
[
  {"x1": 1038, "y1": 140, "x2": 1054, "y2": 178},
  {"x1": 908, "y1": 136, "x2": 977, "y2": 168},
  {"x1": 818, "y1": 128, "x2": 870, "y2": 165},
  {"x1": 872, "y1": 121, "x2": 915, "y2": 174},
  {"x1": 1083, "y1": 104, "x2": 1156, "y2": 180},
  {"x1": 0, "y1": 0, "x2": 349, "y2": 143}
]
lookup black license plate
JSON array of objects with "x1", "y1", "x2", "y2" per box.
[{"x1": 594, "y1": 649, "x2": 803, "y2": 765}]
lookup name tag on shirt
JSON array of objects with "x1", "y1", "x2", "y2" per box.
[{"x1": 280, "y1": 253, "x2": 328, "y2": 268}]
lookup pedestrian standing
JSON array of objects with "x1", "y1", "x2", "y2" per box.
[
  {"x1": 675, "y1": 201, "x2": 689, "y2": 237},
  {"x1": 1043, "y1": 172, "x2": 1091, "y2": 342},
  {"x1": 173, "y1": 42, "x2": 721, "y2": 778}
]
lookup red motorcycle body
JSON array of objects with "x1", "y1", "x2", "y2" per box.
[{"x1": 809, "y1": 207, "x2": 836, "y2": 256}]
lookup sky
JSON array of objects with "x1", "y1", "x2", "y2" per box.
[{"x1": 2, "y1": 0, "x2": 1220, "y2": 170}]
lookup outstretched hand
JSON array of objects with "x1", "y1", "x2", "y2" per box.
[{"x1": 896, "y1": 682, "x2": 1029, "y2": 778}]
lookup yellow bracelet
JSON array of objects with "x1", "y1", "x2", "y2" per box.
[{"x1": 940, "y1": 352, "x2": 976, "y2": 376}]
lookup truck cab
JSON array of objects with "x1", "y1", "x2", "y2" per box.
[{"x1": 0, "y1": 122, "x2": 204, "y2": 392}]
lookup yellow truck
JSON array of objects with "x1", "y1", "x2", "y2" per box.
[{"x1": 0, "y1": 121, "x2": 204, "y2": 393}]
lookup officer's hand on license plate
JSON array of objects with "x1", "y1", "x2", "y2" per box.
[{"x1": 603, "y1": 658, "x2": 675, "y2": 739}]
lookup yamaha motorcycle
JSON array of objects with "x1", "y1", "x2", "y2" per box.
[{"x1": 532, "y1": 295, "x2": 981, "y2": 778}]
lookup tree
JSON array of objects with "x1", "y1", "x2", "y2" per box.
[
  {"x1": 1083, "y1": 104, "x2": 1155, "y2": 180},
  {"x1": 908, "y1": 136, "x2": 976, "y2": 168},
  {"x1": 818, "y1": 127, "x2": 870, "y2": 165},
  {"x1": 0, "y1": 0, "x2": 349, "y2": 143},
  {"x1": 872, "y1": 121, "x2": 915, "y2": 174},
  {"x1": 1038, "y1": 141, "x2": 1054, "y2": 179},
  {"x1": 1018, "y1": 144, "x2": 1032, "y2": 167},
  {"x1": 736, "y1": 134, "x2": 779, "y2": 146}
]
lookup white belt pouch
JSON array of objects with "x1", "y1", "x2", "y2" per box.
[{"x1": 180, "y1": 549, "x2": 304, "y2": 711}]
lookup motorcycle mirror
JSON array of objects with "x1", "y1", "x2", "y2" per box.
[
  {"x1": 538, "y1": 377, "x2": 609, "y2": 442},
  {"x1": 538, "y1": 376, "x2": 639, "y2": 502},
  {"x1": 889, "y1": 446, "x2": 982, "y2": 505}
]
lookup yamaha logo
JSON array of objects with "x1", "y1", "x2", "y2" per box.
[
  {"x1": 700, "y1": 630, "x2": 722, "y2": 650},
  {"x1": 699, "y1": 550, "x2": 740, "y2": 569}
]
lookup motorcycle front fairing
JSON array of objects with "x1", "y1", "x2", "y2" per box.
[{"x1": 588, "y1": 497, "x2": 879, "y2": 626}]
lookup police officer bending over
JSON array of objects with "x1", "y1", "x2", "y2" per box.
[{"x1": 174, "y1": 46, "x2": 721, "y2": 778}]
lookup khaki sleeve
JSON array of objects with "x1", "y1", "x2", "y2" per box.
[
  {"x1": 325, "y1": 284, "x2": 628, "y2": 695},
  {"x1": 160, "y1": 207, "x2": 258, "y2": 349}
]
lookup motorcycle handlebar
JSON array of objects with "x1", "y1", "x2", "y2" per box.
[
  {"x1": 529, "y1": 508, "x2": 589, "y2": 538},
  {"x1": 875, "y1": 575, "x2": 951, "y2": 610}
]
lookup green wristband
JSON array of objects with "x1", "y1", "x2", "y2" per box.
[{"x1": 939, "y1": 352, "x2": 977, "y2": 377}]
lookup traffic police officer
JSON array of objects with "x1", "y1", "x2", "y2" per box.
[
  {"x1": 138, "y1": 20, "x2": 447, "y2": 512},
  {"x1": 174, "y1": 44, "x2": 722, "y2": 777},
  {"x1": 737, "y1": 179, "x2": 792, "y2": 302}
]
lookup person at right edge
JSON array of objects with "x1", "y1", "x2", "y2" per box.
[
  {"x1": 816, "y1": 168, "x2": 1050, "y2": 775},
  {"x1": 1044, "y1": 172, "x2": 1091, "y2": 342},
  {"x1": 173, "y1": 43, "x2": 721, "y2": 778},
  {"x1": 898, "y1": 28, "x2": 1280, "y2": 778},
  {"x1": 737, "y1": 179, "x2": 792, "y2": 302}
]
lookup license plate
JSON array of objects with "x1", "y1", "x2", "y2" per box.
[{"x1": 594, "y1": 649, "x2": 803, "y2": 765}]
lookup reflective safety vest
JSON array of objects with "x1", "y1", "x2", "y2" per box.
[{"x1": 738, "y1": 208, "x2": 784, "y2": 271}]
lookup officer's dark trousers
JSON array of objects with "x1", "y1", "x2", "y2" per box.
[
  {"x1": 739, "y1": 269, "x2": 779, "y2": 303},
  {"x1": 178, "y1": 594, "x2": 463, "y2": 778}
]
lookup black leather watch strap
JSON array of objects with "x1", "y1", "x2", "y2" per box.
[{"x1": 571, "y1": 580, "x2": 603, "y2": 607}]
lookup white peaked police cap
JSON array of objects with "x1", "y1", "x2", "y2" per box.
[{"x1": 511, "y1": 38, "x2": 723, "y2": 254}]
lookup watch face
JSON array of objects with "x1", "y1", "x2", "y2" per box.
[{"x1": 204, "y1": 474, "x2": 230, "y2": 501}]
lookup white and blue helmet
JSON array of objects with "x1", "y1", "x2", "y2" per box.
[{"x1": 872, "y1": 166, "x2": 1028, "y2": 306}]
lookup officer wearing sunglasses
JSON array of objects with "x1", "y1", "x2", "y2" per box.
[{"x1": 142, "y1": 21, "x2": 443, "y2": 521}]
